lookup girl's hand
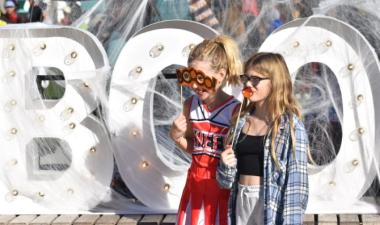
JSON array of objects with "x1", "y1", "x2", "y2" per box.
[
  {"x1": 170, "y1": 113, "x2": 187, "y2": 141},
  {"x1": 221, "y1": 145, "x2": 237, "y2": 167}
]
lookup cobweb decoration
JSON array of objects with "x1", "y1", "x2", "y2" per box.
[{"x1": 0, "y1": 0, "x2": 378, "y2": 214}]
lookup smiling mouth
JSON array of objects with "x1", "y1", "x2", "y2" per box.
[
  {"x1": 195, "y1": 89, "x2": 206, "y2": 95},
  {"x1": 194, "y1": 87, "x2": 208, "y2": 93}
]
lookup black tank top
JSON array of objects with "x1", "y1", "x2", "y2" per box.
[{"x1": 235, "y1": 132, "x2": 265, "y2": 176}]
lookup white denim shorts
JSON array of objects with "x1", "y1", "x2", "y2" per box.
[{"x1": 235, "y1": 183, "x2": 264, "y2": 225}]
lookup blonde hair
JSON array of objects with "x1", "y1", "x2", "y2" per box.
[
  {"x1": 242, "y1": 52, "x2": 301, "y2": 169},
  {"x1": 188, "y1": 35, "x2": 243, "y2": 87}
]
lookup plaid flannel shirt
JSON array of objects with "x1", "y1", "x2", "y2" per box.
[{"x1": 216, "y1": 113, "x2": 309, "y2": 225}]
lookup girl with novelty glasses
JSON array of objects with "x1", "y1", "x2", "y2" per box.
[{"x1": 170, "y1": 35, "x2": 243, "y2": 225}]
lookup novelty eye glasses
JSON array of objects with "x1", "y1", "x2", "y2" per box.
[{"x1": 176, "y1": 67, "x2": 217, "y2": 90}]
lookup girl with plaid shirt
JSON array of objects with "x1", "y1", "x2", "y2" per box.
[{"x1": 217, "y1": 52, "x2": 309, "y2": 225}]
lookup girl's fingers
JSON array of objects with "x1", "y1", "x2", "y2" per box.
[
  {"x1": 225, "y1": 154, "x2": 236, "y2": 161},
  {"x1": 178, "y1": 113, "x2": 186, "y2": 121},
  {"x1": 174, "y1": 115, "x2": 188, "y2": 131},
  {"x1": 178, "y1": 120, "x2": 187, "y2": 127},
  {"x1": 226, "y1": 157, "x2": 237, "y2": 167},
  {"x1": 230, "y1": 159, "x2": 237, "y2": 167},
  {"x1": 224, "y1": 148, "x2": 234, "y2": 155}
]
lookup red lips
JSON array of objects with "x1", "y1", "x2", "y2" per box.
[{"x1": 242, "y1": 87, "x2": 253, "y2": 98}]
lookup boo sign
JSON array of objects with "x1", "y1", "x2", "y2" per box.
[{"x1": 0, "y1": 17, "x2": 379, "y2": 214}]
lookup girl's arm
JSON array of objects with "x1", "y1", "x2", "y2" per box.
[
  {"x1": 216, "y1": 145, "x2": 237, "y2": 189},
  {"x1": 169, "y1": 97, "x2": 193, "y2": 154},
  {"x1": 283, "y1": 118, "x2": 309, "y2": 224},
  {"x1": 216, "y1": 105, "x2": 243, "y2": 189}
]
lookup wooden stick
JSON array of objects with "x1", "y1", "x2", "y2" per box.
[
  {"x1": 230, "y1": 102, "x2": 243, "y2": 146},
  {"x1": 180, "y1": 86, "x2": 183, "y2": 106}
]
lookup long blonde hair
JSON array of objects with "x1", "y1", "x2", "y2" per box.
[
  {"x1": 242, "y1": 52, "x2": 301, "y2": 169},
  {"x1": 188, "y1": 35, "x2": 243, "y2": 87}
]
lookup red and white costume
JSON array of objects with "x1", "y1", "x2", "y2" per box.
[{"x1": 177, "y1": 95, "x2": 240, "y2": 225}]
